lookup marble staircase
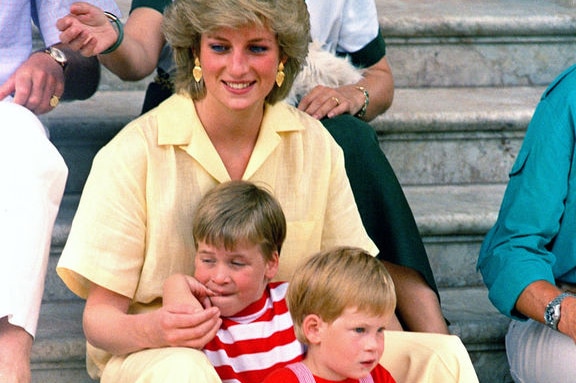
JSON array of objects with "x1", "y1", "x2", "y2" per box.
[{"x1": 34, "y1": 0, "x2": 576, "y2": 382}]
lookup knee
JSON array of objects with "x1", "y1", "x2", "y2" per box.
[
  {"x1": 0, "y1": 102, "x2": 68, "y2": 186},
  {"x1": 0, "y1": 102, "x2": 47, "y2": 138},
  {"x1": 108, "y1": 348, "x2": 221, "y2": 383}
]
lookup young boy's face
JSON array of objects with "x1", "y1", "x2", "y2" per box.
[
  {"x1": 194, "y1": 240, "x2": 278, "y2": 317},
  {"x1": 314, "y1": 307, "x2": 388, "y2": 380}
]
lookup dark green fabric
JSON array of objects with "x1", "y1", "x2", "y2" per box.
[
  {"x1": 129, "y1": 0, "x2": 170, "y2": 14},
  {"x1": 321, "y1": 115, "x2": 439, "y2": 297},
  {"x1": 340, "y1": 29, "x2": 386, "y2": 68}
]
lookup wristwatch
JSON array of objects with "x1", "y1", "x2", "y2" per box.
[
  {"x1": 44, "y1": 46, "x2": 68, "y2": 70},
  {"x1": 544, "y1": 292, "x2": 575, "y2": 330}
]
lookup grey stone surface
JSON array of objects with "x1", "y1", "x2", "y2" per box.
[
  {"x1": 374, "y1": 86, "x2": 543, "y2": 184},
  {"x1": 378, "y1": 0, "x2": 576, "y2": 87},
  {"x1": 404, "y1": 184, "x2": 506, "y2": 236},
  {"x1": 379, "y1": 0, "x2": 576, "y2": 37}
]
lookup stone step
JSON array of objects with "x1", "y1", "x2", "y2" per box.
[
  {"x1": 379, "y1": 0, "x2": 576, "y2": 88},
  {"x1": 41, "y1": 85, "x2": 543, "y2": 192},
  {"x1": 373, "y1": 86, "x2": 543, "y2": 185},
  {"x1": 406, "y1": 183, "x2": 506, "y2": 289},
  {"x1": 32, "y1": 301, "x2": 92, "y2": 383}
]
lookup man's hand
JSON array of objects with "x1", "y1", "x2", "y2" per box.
[
  {"x1": 0, "y1": 51, "x2": 64, "y2": 115},
  {"x1": 0, "y1": 317, "x2": 33, "y2": 383}
]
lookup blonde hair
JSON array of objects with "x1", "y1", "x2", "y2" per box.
[
  {"x1": 193, "y1": 181, "x2": 286, "y2": 261},
  {"x1": 162, "y1": 0, "x2": 310, "y2": 104},
  {"x1": 288, "y1": 247, "x2": 396, "y2": 344}
]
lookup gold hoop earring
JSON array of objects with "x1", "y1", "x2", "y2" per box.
[
  {"x1": 275, "y1": 62, "x2": 285, "y2": 87},
  {"x1": 193, "y1": 57, "x2": 202, "y2": 83}
]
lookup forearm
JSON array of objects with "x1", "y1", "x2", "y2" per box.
[
  {"x1": 83, "y1": 297, "x2": 153, "y2": 355},
  {"x1": 382, "y1": 261, "x2": 449, "y2": 334},
  {"x1": 98, "y1": 36, "x2": 160, "y2": 81},
  {"x1": 515, "y1": 280, "x2": 576, "y2": 343},
  {"x1": 515, "y1": 280, "x2": 561, "y2": 324},
  {"x1": 98, "y1": 7, "x2": 164, "y2": 81},
  {"x1": 355, "y1": 56, "x2": 394, "y2": 121}
]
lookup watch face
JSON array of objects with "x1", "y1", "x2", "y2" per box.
[
  {"x1": 545, "y1": 305, "x2": 555, "y2": 323},
  {"x1": 545, "y1": 303, "x2": 560, "y2": 329},
  {"x1": 49, "y1": 47, "x2": 67, "y2": 64}
]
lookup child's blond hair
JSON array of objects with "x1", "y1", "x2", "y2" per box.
[
  {"x1": 193, "y1": 181, "x2": 286, "y2": 261},
  {"x1": 288, "y1": 246, "x2": 396, "y2": 344}
]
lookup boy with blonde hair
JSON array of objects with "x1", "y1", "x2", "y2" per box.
[
  {"x1": 162, "y1": 180, "x2": 304, "y2": 382},
  {"x1": 263, "y1": 246, "x2": 397, "y2": 383}
]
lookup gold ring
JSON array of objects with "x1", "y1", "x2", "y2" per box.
[
  {"x1": 49, "y1": 95, "x2": 60, "y2": 108},
  {"x1": 331, "y1": 96, "x2": 340, "y2": 106}
]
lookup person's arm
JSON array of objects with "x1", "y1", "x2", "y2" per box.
[
  {"x1": 0, "y1": 43, "x2": 99, "y2": 114},
  {"x1": 83, "y1": 282, "x2": 221, "y2": 355},
  {"x1": 162, "y1": 273, "x2": 214, "y2": 311},
  {"x1": 297, "y1": 0, "x2": 393, "y2": 121},
  {"x1": 382, "y1": 261, "x2": 448, "y2": 334},
  {"x1": 478, "y1": 70, "x2": 576, "y2": 324},
  {"x1": 515, "y1": 280, "x2": 576, "y2": 340},
  {"x1": 296, "y1": 55, "x2": 393, "y2": 122},
  {"x1": 57, "y1": 2, "x2": 165, "y2": 81}
]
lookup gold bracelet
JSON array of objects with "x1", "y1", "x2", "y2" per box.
[{"x1": 354, "y1": 86, "x2": 369, "y2": 119}]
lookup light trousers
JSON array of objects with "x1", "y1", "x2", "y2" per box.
[
  {"x1": 0, "y1": 102, "x2": 68, "y2": 336},
  {"x1": 97, "y1": 331, "x2": 478, "y2": 383},
  {"x1": 506, "y1": 319, "x2": 576, "y2": 382}
]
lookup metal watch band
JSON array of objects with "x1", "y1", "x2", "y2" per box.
[{"x1": 544, "y1": 291, "x2": 576, "y2": 331}]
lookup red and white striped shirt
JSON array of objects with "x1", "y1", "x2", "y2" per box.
[{"x1": 203, "y1": 282, "x2": 305, "y2": 383}]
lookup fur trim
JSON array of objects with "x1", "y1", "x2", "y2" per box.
[{"x1": 285, "y1": 41, "x2": 364, "y2": 106}]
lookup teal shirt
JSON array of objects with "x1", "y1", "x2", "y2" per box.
[{"x1": 478, "y1": 64, "x2": 576, "y2": 320}]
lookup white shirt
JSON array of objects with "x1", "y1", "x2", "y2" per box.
[{"x1": 305, "y1": 0, "x2": 380, "y2": 54}]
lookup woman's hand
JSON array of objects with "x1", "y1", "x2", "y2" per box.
[
  {"x1": 57, "y1": 2, "x2": 117, "y2": 57},
  {"x1": 147, "y1": 303, "x2": 222, "y2": 350},
  {"x1": 83, "y1": 283, "x2": 222, "y2": 356},
  {"x1": 297, "y1": 84, "x2": 364, "y2": 120},
  {"x1": 298, "y1": 55, "x2": 394, "y2": 122}
]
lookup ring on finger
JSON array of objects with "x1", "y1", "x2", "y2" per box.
[
  {"x1": 331, "y1": 96, "x2": 340, "y2": 106},
  {"x1": 50, "y1": 95, "x2": 60, "y2": 108}
]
